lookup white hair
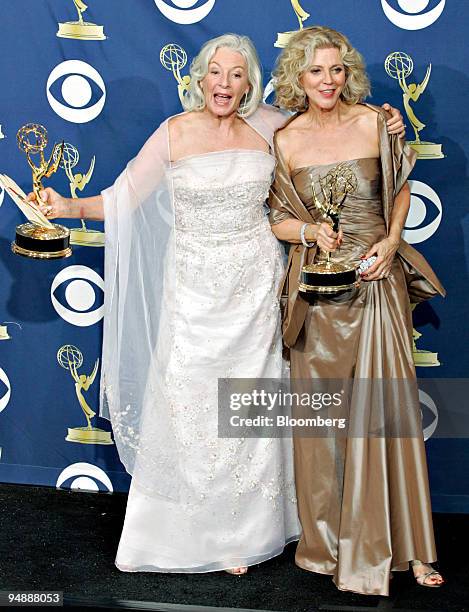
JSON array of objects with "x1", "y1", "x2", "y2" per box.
[{"x1": 182, "y1": 33, "x2": 263, "y2": 117}]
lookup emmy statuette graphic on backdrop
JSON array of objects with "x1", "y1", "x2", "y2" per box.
[
  {"x1": 0, "y1": 322, "x2": 21, "y2": 341},
  {"x1": 57, "y1": 0, "x2": 106, "y2": 40},
  {"x1": 299, "y1": 163, "x2": 359, "y2": 294},
  {"x1": 385, "y1": 52, "x2": 444, "y2": 159},
  {"x1": 52, "y1": 143, "x2": 104, "y2": 247},
  {"x1": 411, "y1": 304, "x2": 441, "y2": 366},
  {"x1": 0, "y1": 124, "x2": 72, "y2": 259},
  {"x1": 0, "y1": 125, "x2": 5, "y2": 140},
  {"x1": 57, "y1": 345, "x2": 113, "y2": 445},
  {"x1": 160, "y1": 44, "x2": 191, "y2": 105},
  {"x1": 275, "y1": 0, "x2": 311, "y2": 48}
]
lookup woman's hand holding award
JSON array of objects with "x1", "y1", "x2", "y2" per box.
[
  {"x1": 0, "y1": 124, "x2": 72, "y2": 259},
  {"x1": 299, "y1": 163, "x2": 358, "y2": 294}
]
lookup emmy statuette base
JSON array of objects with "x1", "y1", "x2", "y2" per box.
[
  {"x1": 12, "y1": 243, "x2": 72, "y2": 259},
  {"x1": 66, "y1": 427, "x2": 114, "y2": 445},
  {"x1": 299, "y1": 281, "x2": 360, "y2": 294},
  {"x1": 70, "y1": 228, "x2": 105, "y2": 247},
  {"x1": 0, "y1": 325, "x2": 11, "y2": 340},
  {"x1": 275, "y1": 31, "x2": 297, "y2": 48},
  {"x1": 413, "y1": 349, "x2": 441, "y2": 367},
  {"x1": 409, "y1": 141, "x2": 444, "y2": 159},
  {"x1": 299, "y1": 261, "x2": 358, "y2": 295},
  {"x1": 57, "y1": 21, "x2": 106, "y2": 40},
  {"x1": 12, "y1": 222, "x2": 72, "y2": 259}
]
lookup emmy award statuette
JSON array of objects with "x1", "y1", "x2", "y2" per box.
[
  {"x1": 299, "y1": 163, "x2": 359, "y2": 294},
  {"x1": 0, "y1": 124, "x2": 72, "y2": 259},
  {"x1": 160, "y1": 43, "x2": 191, "y2": 105},
  {"x1": 385, "y1": 52, "x2": 444, "y2": 160},
  {"x1": 275, "y1": 0, "x2": 310, "y2": 48},
  {"x1": 57, "y1": 345, "x2": 113, "y2": 445},
  {"x1": 53, "y1": 143, "x2": 104, "y2": 247},
  {"x1": 57, "y1": 0, "x2": 106, "y2": 40}
]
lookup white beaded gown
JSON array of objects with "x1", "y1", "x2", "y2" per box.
[{"x1": 114, "y1": 149, "x2": 300, "y2": 572}]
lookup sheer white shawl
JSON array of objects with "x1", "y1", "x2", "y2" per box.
[{"x1": 100, "y1": 104, "x2": 288, "y2": 499}]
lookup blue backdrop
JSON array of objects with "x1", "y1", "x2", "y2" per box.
[{"x1": 0, "y1": 0, "x2": 467, "y2": 512}]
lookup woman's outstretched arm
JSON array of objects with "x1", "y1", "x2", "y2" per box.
[{"x1": 27, "y1": 188, "x2": 104, "y2": 221}]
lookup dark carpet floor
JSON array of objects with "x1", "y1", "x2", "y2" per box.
[{"x1": 0, "y1": 483, "x2": 467, "y2": 612}]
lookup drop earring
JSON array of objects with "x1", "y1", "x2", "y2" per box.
[{"x1": 238, "y1": 92, "x2": 249, "y2": 116}]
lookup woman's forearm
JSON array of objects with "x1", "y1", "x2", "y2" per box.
[
  {"x1": 66, "y1": 195, "x2": 104, "y2": 221},
  {"x1": 271, "y1": 219, "x2": 317, "y2": 244},
  {"x1": 388, "y1": 182, "x2": 411, "y2": 244}
]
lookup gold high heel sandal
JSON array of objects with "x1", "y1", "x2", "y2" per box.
[{"x1": 411, "y1": 560, "x2": 444, "y2": 587}]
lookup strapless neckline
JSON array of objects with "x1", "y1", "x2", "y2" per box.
[
  {"x1": 291, "y1": 157, "x2": 379, "y2": 177},
  {"x1": 171, "y1": 148, "x2": 274, "y2": 168}
]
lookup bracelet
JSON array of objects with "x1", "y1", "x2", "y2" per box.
[{"x1": 300, "y1": 223, "x2": 315, "y2": 248}]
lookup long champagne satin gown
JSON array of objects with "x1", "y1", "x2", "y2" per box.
[{"x1": 290, "y1": 158, "x2": 437, "y2": 596}]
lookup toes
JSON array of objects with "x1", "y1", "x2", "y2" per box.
[{"x1": 226, "y1": 566, "x2": 248, "y2": 575}]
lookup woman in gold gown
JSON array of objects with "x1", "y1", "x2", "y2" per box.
[{"x1": 269, "y1": 26, "x2": 445, "y2": 595}]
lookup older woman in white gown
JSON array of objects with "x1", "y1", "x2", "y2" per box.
[{"x1": 31, "y1": 33, "x2": 403, "y2": 575}]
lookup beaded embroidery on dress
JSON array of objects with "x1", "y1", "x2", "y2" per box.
[{"x1": 114, "y1": 150, "x2": 299, "y2": 572}]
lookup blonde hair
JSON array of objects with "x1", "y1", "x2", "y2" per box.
[
  {"x1": 182, "y1": 33, "x2": 263, "y2": 117},
  {"x1": 273, "y1": 26, "x2": 371, "y2": 112}
]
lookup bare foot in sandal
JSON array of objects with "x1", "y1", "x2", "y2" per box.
[
  {"x1": 411, "y1": 560, "x2": 444, "y2": 587},
  {"x1": 225, "y1": 566, "x2": 248, "y2": 575}
]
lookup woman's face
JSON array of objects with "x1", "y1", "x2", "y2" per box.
[
  {"x1": 299, "y1": 46, "x2": 346, "y2": 111},
  {"x1": 200, "y1": 47, "x2": 250, "y2": 117}
]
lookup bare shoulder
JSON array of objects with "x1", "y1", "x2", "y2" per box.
[
  {"x1": 348, "y1": 105, "x2": 379, "y2": 141},
  {"x1": 275, "y1": 126, "x2": 290, "y2": 148},
  {"x1": 351, "y1": 103, "x2": 379, "y2": 125},
  {"x1": 168, "y1": 112, "x2": 204, "y2": 159},
  {"x1": 168, "y1": 112, "x2": 196, "y2": 139},
  {"x1": 275, "y1": 120, "x2": 303, "y2": 169},
  {"x1": 275, "y1": 125, "x2": 296, "y2": 160},
  {"x1": 276, "y1": 116, "x2": 302, "y2": 146}
]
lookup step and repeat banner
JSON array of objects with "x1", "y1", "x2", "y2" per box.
[{"x1": 0, "y1": 1, "x2": 467, "y2": 511}]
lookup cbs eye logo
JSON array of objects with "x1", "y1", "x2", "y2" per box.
[
  {"x1": 0, "y1": 367, "x2": 11, "y2": 413},
  {"x1": 381, "y1": 0, "x2": 445, "y2": 30},
  {"x1": 402, "y1": 180, "x2": 442, "y2": 244},
  {"x1": 154, "y1": 0, "x2": 215, "y2": 24},
  {"x1": 46, "y1": 60, "x2": 106, "y2": 123},
  {"x1": 51, "y1": 265, "x2": 104, "y2": 327},
  {"x1": 419, "y1": 389, "x2": 438, "y2": 441},
  {"x1": 56, "y1": 462, "x2": 113, "y2": 492}
]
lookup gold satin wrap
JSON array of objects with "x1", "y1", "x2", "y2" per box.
[
  {"x1": 269, "y1": 104, "x2": 445, "y2": 349},
  {"x1": 268, "y1": 104, "x2": 445, "y2": 596}
]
